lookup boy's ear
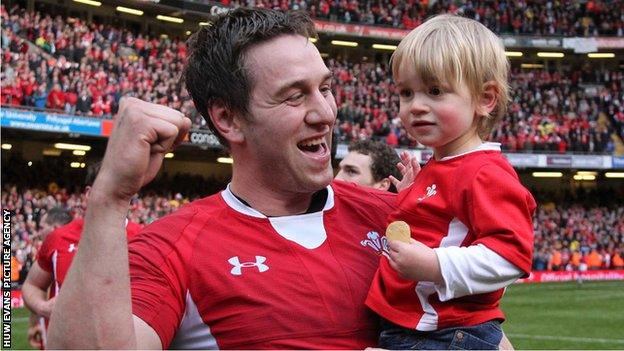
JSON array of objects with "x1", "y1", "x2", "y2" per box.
[
  {"x1": 477, "y1": 81, "x2": 499, "y2": 117},
  {"x1": 208, "y1": 99, "x2": 245, "y2": 145}
]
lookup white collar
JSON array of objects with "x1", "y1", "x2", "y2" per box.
[
  {"x1": 220, "y1": 183, "x2": 335, "y2": 219},
  {"x1": 439, "y1": 142, "x2": 501, "y2": 161}
]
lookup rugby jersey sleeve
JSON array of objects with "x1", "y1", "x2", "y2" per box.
[
  {"x1": 36, "y1": 230, "x2": 57, "y2": 273},
  {"x1": 465, "y1": 163, "x2": 536, "y2": 275},
  {"x1": 128, "y1": 207, "x2": 201, "y2": 348}
]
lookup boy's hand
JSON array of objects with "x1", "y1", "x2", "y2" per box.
[
  {"x1": 387, "y1": 239, "x2": 443, "y2": 284},
  {"x1": 389, "y1": 150, "x2": 421, "y2": 192}
]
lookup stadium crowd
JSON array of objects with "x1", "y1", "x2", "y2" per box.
[
  {"x1": 220, "y1": 0, "x2": 624, "y2": 36},
  {"x1": 0, "y1": 4, "x2": 204, "y2": 127},
  {"x1": 533, "y1": 204, "x2": 624, "y2": 271},
  {"x1": 2, "y1": 4, "x2": 623, "y2": 153}
]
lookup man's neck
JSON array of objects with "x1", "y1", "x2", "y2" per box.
[{"x1": 230, "y1": 170, "x2": 320, "y2": 217}]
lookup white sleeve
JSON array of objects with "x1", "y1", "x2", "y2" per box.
[{"x1": 433, "y1": 244, "x2": 523, "y2": 301}]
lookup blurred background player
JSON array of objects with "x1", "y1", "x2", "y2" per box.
[
  {"x1": 335, "y1": 139, "x2": 402, "y2": 193},
  {"x1": 35, "y1": 208, "x2": 72, "y2": 241},
  {"x1": 26, "y1": 207, "x2": 72, "y2": 349},
  {"x1": 21, "y1": 161, "x2": 141, "y2": 349}
]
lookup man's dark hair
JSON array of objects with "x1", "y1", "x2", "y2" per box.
[
  {"x1": 44, "y1": 207, "x2": 72, "y2": 226},
  {"x1": 183, "y1": 8, "x2": 317, "y2": 147},
  {"x1": 84, "y1": 161, "x2": 102, "y2": 188},
  {"x1": 348, "y1": 140, "x2": 401, "y2": 193}
]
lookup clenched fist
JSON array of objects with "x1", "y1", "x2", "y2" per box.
[{"x1": 94, "y1": 97, "x2": 192, "y2": 202}]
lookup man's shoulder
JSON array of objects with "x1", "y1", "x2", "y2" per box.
[
  {"x1": 139, "y1": 191, "x2": 228, "y2": 235},
  {"x1": 331, "y1": 180, "x2": 396, "y2": 209}
]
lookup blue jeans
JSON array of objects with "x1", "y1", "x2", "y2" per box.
[{"x1": 379, "y1": 319, "x2": 502, "y2": 350}]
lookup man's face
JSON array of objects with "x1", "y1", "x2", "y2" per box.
[
  {"x1": 38, "y1": 214, "x2": 56, "y2": 240},
  {"x1": 241, "y1": 35, "x2": 337, "y2": 193},
  {"x1": 335, "y1": 151, "x2": 376, "y2": 187}
]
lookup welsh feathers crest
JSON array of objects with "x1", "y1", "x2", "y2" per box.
[{"x1": 360, "y1": 231, "x2": 388, "y2": 256}]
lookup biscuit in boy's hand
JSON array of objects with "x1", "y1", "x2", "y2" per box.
[{"x1": 385, "y1": 221, "x2": 411, "y2": 243}]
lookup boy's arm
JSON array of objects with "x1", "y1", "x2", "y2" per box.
[
  {"x1": 433, "y1": 244, "x2": 523, "y2": 301},
  {"x1": 387, "y1": 241, "x2": 522, "y2": 300}
]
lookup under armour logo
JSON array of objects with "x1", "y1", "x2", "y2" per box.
[
  {"x1": 360, "y1": 231, "x2": 388, "y2": 256},
  {"x1": 68, "y1": 243, "x2": 77, "y2": 252},
  {"x1": 417, "y1": 184, "x2": 437, "y2": 202},
  {"x1": 228, "y1": 256, "x2": 269, "y2": 276}
]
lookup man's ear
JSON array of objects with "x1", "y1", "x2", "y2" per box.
[
  {"x1": 373, "y1": 178, "x2": 391, "y2": 192},
  {"x1": 208, "y1": 100, "x2": 245, "y2": 144},
  {"x1": 477, "y1": 81, "x2": 499, "y2": 117}
]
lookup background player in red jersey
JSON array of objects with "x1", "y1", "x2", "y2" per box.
[
  {"x1": 25, "y1": 207, "x2": 72, "y2": 349},
  {"x1": 365, "y1": 15, "x2": 536, "y2": 350},
  {"x1": 335, "y1": 139, "x2": 403, "y2": 193},
  {"x1": 22, "y1": 162, "x2": 142, "y2": 349}
]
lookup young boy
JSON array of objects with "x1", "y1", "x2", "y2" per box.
[{"x1": 366, "y1": 15, "x2": 536, "y2": 350}]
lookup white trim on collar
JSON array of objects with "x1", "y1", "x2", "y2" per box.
[
  {"x1": 220, "y1": 183, "x2": 335, "y2": 218},
  {"x1": 440, "y1": 142, "x2": 501, "y2": 161}
]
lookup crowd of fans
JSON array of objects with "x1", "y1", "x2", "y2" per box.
[
  {"x1": 533, "y1": 204, "x2": 624, "y2": 271},
  {"x1": 0, "y1": 5, "x2": 203, "y2": 127},
  {"x1": 220, "y1": 0, "x2": 624, "y2": 36},
  {"x1": 2, "y1": 4, "x2": 623, "y2": 154}
]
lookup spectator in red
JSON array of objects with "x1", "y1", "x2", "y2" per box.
[{"x1": 46, "y1": 83, "x2": 65, "y2": 110}]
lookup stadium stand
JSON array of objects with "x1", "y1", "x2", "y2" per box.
[
  {"x1": 221, "y1": 0, "x2": 624, "y2": 36},
  {"x1": 2, "y1": 4, "x2": 622, "y2": 153}
]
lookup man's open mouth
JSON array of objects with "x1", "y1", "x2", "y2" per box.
[{"x1": 297, "y1": 137, "x2": 329, "y2": 158}]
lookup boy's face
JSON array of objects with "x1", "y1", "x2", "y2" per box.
[{"x1": 395, "y1": 64, "x2": 482, "y2": 159}]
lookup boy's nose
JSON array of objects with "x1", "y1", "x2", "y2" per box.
[{"x1": 409, "y1": 98, "x2": 429, "y2": 115}]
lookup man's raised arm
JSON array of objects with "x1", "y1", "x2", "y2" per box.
[{"x1": 47, "y1": 98, "x2": 191, "y2": 349}]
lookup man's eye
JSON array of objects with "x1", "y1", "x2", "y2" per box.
[
  {"x1": 428, "y1": 87, "x2": 442, "y2": 96},
  {"x1": 287, "y1": 94, "x2": 304, "y2": 103}
]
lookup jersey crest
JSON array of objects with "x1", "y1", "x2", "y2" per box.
[{"x1": 360, "y1": 231, "x2": 388, "y2": 256}]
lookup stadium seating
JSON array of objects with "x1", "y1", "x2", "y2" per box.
[
  {"x1": 2, "y1": 4, "x2": 622, "y2": 153},
  {"x1": 219, "y1": 0, "x2": 624, "y2": 36}
]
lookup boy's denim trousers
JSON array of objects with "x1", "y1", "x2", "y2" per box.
[{"x1": 379, "y1": 318, "x2": 503, "y2": 350}]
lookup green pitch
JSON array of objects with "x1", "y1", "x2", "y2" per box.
[
  {"x1": 502, "y1": 280, "x2": 624, "y2": 349},
  {"x1": 4, "y1": 281, "x2": 624, "y2": 349}
]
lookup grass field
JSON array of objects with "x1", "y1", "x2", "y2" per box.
[{"x1": 4, "y1": 280, "x2": 624, "y2": 349}]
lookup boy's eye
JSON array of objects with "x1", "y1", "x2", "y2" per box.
[
  {"x1": 399, "y1": 89, "x2": 412, "y2": 98},
  {"x1": 428, "y1": 86, "x2": 442, "y2": 96}
]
